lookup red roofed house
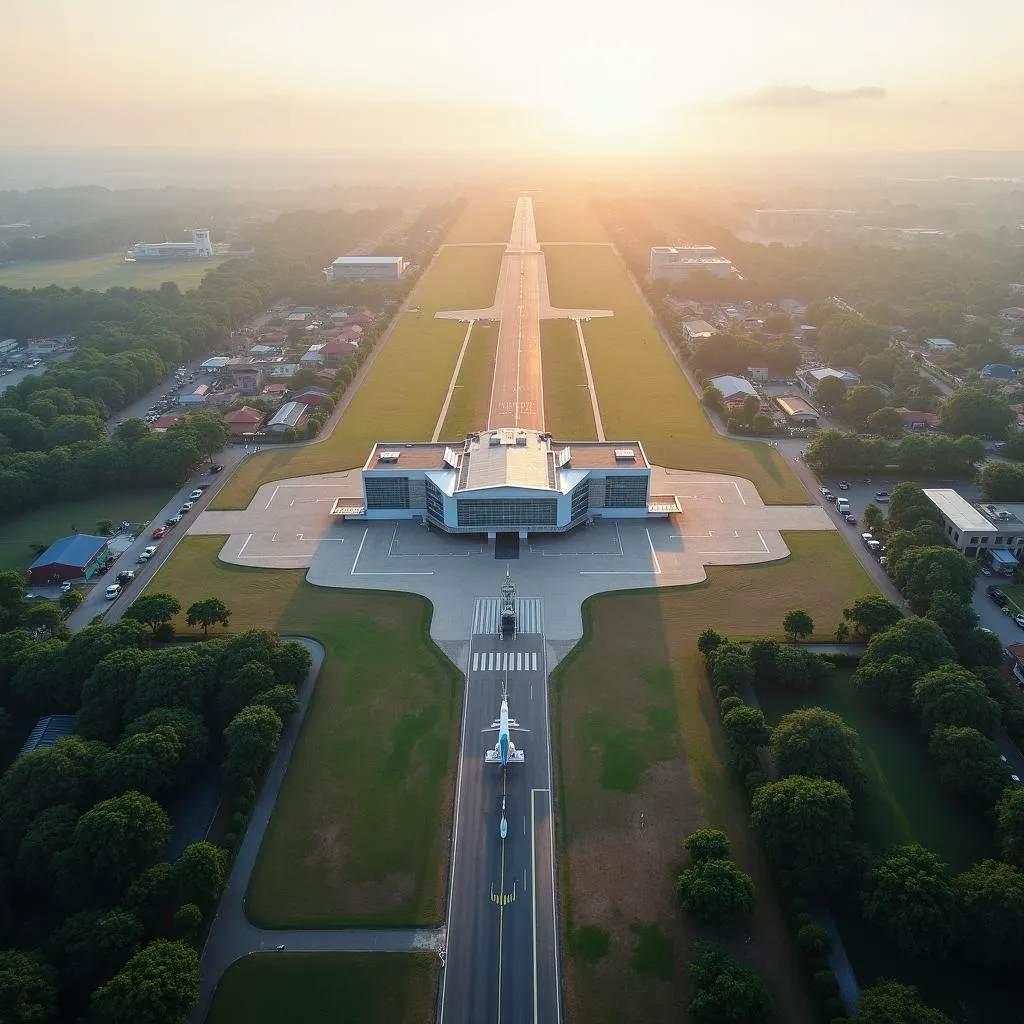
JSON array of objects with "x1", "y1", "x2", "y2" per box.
[
  {"x1": 262, "y1": 382, "x2": 288, "y2": 397},
  {"x1": 222, "y1": 406, "x2": 265, "y2": 436},
  {"x1": 896, "y1": 407, "x2": 942, "y2": 430},
  {"x1": 151, "y1": 415, "x2": 183, "y2": 432},
  {"x1": 346, "y1": 310, "x2": 376, "y2": 329},
  {"x1": 290, "y1": 388, "x2": 330, "y2": 407},
  {"x1": 258, "y1": 330, "x2": 289, "y2": 348},
  {"x1": 322, "y1": 340, "x2": 359, "y2": 366}
]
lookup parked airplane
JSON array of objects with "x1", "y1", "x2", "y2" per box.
[{"x1": 484, "y1": 679, "x2": 526, "y2": 765}]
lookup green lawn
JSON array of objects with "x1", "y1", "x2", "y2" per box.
[
  {"x1": 206, "y1": 953, "x2": 437, "y2": 1024},
  {"x1": 438, "y1": 321, "x2": 498, "y2": 441},
  {"x1": 211, "y1": 244, "x2": 503, "y2": 509},
  {"x1": 0, "y1": 489, "x2": 171, "y2": 573},
  {"x1": 539, "y1": 319, "x2": 597, "y2": 440},
  {"x1": 533, "y1": 196, "x2": 609, "y2": 242},
  {"x1": 442, "y1": 199, "x2": 515, "y2": 243},
  {"x1": 542, "y1": 245, "x2": 807, "y2": 504},
  {"x1": 1001, "y1": 585, "x2": 1024, "y2": 614},
  {"x1": 152, "y1": 537, "x2": 460, "y2": 926},
  {"x1": 554, "y1": 532, "x2": 876, "y2": 1024},
  {"x1": 756, "y1": 669, "x2": 989, "y2": 873},
  {"x1": 0, "y1": 253, "x2": 228, "y2": 292}
]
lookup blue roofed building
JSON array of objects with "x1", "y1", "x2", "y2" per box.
[{"x1": 28, "y1": 534, "x2": 108, "y2": 585}]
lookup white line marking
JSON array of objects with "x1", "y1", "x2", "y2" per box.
[
  {"x1": 350, "y1": 526, "x2": 433, "y2": 576},
  {"x1": 237, "y1": 533, "x2": 253, "y2": 557},
  {"x1": 531, "y1": 789, "x2": 539, "y2": 1024},
  {"x1": 732, "y1": 481, "x2": 748, "y2": 507},
  {"x1": 264, "y1": 486, "x2": 280, "y2": 510}
]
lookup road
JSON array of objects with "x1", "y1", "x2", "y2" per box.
[
  {"x1": 488, "y1": 198, "x2": 544, "y2": 432},
  {"x1": 440, "y1": 603, "x2": 559, "y2": 1024}
]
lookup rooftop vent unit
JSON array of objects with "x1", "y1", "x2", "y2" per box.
[
  {"x1": 443, "y1": 446, "x2": 460, "y2": 469},
  {"x1": 515, "y1": 432, "x2": 528, "y2": 447},
  {"x1": 555, "y1": 447, "x2": 571, "y2": 468},
  {"x1": 614, "y1": 448, "x2": 637, "y2": 461},
  {"x1": 378, "y1": 450, "x2": 401, "y2": 463}
]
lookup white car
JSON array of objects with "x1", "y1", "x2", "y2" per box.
[
  {"x1": 179, "y1": 502, "x2": 194, "y2": 513},
  {"x1": 189, "y1": 489, "x2": 203, "y2": 501},
  {"x1": 60, "y1": 581, "x2": 73, "y2": 593},
  {"x1": 137, "y1": 545, "x2": 158, "y2": 563},
  {"x1": 105, "y1": 583, "x2": 122, "y2": 600},
  {"x1": 1014, "y1": 613, "x2": 1024, "y2": 629}
]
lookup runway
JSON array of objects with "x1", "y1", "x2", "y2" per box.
[
  {"x1": 487, "y1": 197, "x2": 545, "y2": 432},
  {"x1": 439, "y1": 601, "x2": 560, "y2": 1024}
]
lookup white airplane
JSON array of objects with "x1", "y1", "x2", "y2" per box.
[{"x1": 484, "y1": 680, "x2": 526, "y2": 765}]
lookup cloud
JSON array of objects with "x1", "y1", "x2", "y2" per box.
[{"x1": 735, "y1": 85, "x2": 887, "y2": 107}]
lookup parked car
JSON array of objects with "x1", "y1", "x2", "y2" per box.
[
  {"x1": 980, "y1": 565, "x2": 993, "y2": 577},
  {"x1": 179, "y1": 502, "x2": 194, "y2": 513},
  {"x1": 875, "y1": 490, "x2": 890, "y2": 502},
  {"x1": 166, "y1": 514, "x2": 182, "y2": 526},
  {"x1": 105, "y1": 584, "x2": 121, "y2": 600},
  {"x1": 116, "y1": 570, "x2": 135, "y2": 584},
  {"x1": 838, "y1": 481, "x2": 850, "y2": 490},
  {"x1": 210, "y1": 464, "x2": 224, "y2": 473},
  {"x1": 137, "y1": 545, "x2": 157, "y2": 563},
  {"x1": 845, "y1": 514, "x2": 857, "y2": 524},
  {"x1": 60, "y1": 580, "x2": 73, "y2": 593},
  {"x1": 152, "y1": 526, "x2": 166, "y2": 539},
  {"x1": 989, "y1": 587, "x2": 1009, "y2": 607},
  {"x1": 189, "y1": 489, "x2": 203, "y2": 501},
  {"x1": 1015, "y1": 613, "x2": 1024, "y2": 629}
]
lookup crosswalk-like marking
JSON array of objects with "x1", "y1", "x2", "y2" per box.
[
  {"x1": 472, "y1": 598, "x2": 543, "y2": 634},
  {"x1": 470, "y1": 648, "x2": 544, "y2": 676}
]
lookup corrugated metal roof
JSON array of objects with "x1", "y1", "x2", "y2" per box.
[
  {"x1": 923, "y1": 489, "x2": 994, "y2": 533},
  {"x1": 29, "y1": 534, "x2": 107, "y2": 570},
  {"x1": 267, "y1": 401, "x2": 308, "y2": 428}
]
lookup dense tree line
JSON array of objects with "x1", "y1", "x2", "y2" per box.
[
  {"x1": 0, "y1": 602, "x2": 310, "y2": 1022},
  {"x1": 805, "y1": 428, "x2": 983, "y2": 477}
]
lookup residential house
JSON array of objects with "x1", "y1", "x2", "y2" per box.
[
  {"x1": 262, "y1": 382, "x2": 288, "y2": 398},
  {"x1": 774, "y1": 395, "x2": 819, "y2": 424},
  {"x1": 321, "y1": 339, "x2": 358, "y2": 366},
  {"x1": 300, "y1": 345, "x2": 326, "y2": 367},
  {"x1": 178, "y1": 384, "x2": 210, "y2": 406},
  {"x1": 222, "y1": 406, "x2": 265, "y2": 437},
  {"x1": 290, "y1": 388, "x2": 329, "y2": 407},
  {"x1": 203, "y1": 390, "x2": 240, "y2": 409},
  {"x1": 151, "y1": 414, "x2": 182, "y2": 432},
  {"x1": 266, "y1": 401, "x2": 310, "y2": 432},
  {"x1": 924, "y1": 337, "x2": 956, "y2": 353},
  {"x1": 269, "y1": 363, "x2": 300, "y2": 380},
  {"x1": 708, "y1": 374, "x2": 758, "y2": 409},
  {"x1": 896, "y1": 407, "x2": 942, "y2": 430},
  {"x1": 683, "y1": 319, "x2": 716, "y2": 343},
  {"x1": 225, "y1": 359, "x2": 264, "y2": 395},
  {"x1": 257, "y1": 330, "x2": 289, "y2": 348}
]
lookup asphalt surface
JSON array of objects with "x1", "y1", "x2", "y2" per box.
[
  {"x1": 488, "y1": 197, "x2": 544, "y2": 432},
  {"x1": 440, "y1": 611, "x2": 559, "y2": 1024}
]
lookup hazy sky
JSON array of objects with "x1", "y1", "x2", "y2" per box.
[{"x1": 5, "y1": 0, "x2": 1024, "y2": 152}]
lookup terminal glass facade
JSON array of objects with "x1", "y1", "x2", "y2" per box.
[
  {"x1": 457, "y1": 498, "x2": 558, "y2": 529},
  {"x1": 365, "y1": 476, "x2": 410, "y2": 509},
  {"x1": 604, "y1": 475, "x2": 648, "y2": 508}
]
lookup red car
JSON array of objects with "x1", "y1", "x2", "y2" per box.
[{"x1": 152, "y1": 526, "x2": 166, "y2": 539}]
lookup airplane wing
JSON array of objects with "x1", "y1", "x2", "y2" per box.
[
  {"x1": 486, "y1": 749, "x2": 525, "y2": 763},
  {"x1": 508, "y1": 720, "x2": 529, "y2": 731},
  {"x1": 482, "y1": 722, "x2": 500, "y2": 732}
]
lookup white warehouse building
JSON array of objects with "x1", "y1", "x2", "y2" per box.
[
  {"x1": 334, "y1": 428, "x2": 678, "y2": 538},
  {"x1": 650, "y1": 246, "x2": 734, "y2": 281},
  {"x1": 329, "y1": 255, "x2": 406, "y2": 280}
]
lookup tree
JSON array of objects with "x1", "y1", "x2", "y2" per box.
[
  {"x1": 172, "y1": 842, "x2": 227, "y2": 914},
  {"x1": 813, "y1": 375, "x2": 848, "y2": 409},
  {"x1": 842, "y1": 595, "x2": 903, "y2": 639},
  {"x1": 862, "y1": 844, "x2": 959, "y2": 957},
  {"x1": 251, "y1": 685, "x2": 300, "y2": 720},
  {"x1": 125, "y1": 708, "x2": 208, "y2": 774},
  {"x1": 172, "y1": 903, "x2": 203, "y2": 945},
  {"x1": 676, "y1": 858, "x2": 756, "y2": 924},
  {"x1": 217, "y1": 660, "x2": 277, "y2": 727},
  {"x1": 184, "y1": 598, "x2": 230, "y2": 637},
  {"x1": 722, "y1": 704, "x2": 770, "y2": 749},
  {"x1": 222, "y1": 704, "x2": 282, "y2": 791},
  {"x1": 892, "y1": 546, "x2": 977, "y2": 614},
  {"x1": 100, "y1": 727, "x2": 184, "y2": 797},
  {"x1": 125, "y1": 647, "x2": 208, "y2": 721},
  {"x1": 844, "y1": 385, "x2": 887, "y2": 427},
  {"x1": 47, "y1": 907, "x2": 143, "y2": 1006},
  {"x1": 683, "y1": 828, "x2": 730, "y2": 863},
  {"x1": 27, "y1": 601, "x2": 67, "y2": 639},
  {"x1": 867, "y1": 406, "x2": 905, "y2": 439},
  {"x1": 708, "y1": 647, "x2": 754, "y2": 694},
  {"x1": 701, "y1": 385, "x2": 723, "y2": 412},
  {"x1": 750, "y1": 776, "x2": 853, "y2": 893},
  {"x1": 686, "y1": 941, "x2": 772, "y2": 1024},
  {"x1": 912, "y1": 665, "x2": 1001, "y2": 736},
  {"x1": 269, "y1": 640, "x2": 312, "y2": 688},
  {"x1": 856, "y1": 980, "x2": 953, "y2": 1024},
  {"x1": 782, "y1": 608, "x2": 814, "y2": 641},
  {"x1": 0, "y1": 570, "x2": 28, "y2": 633},
  {"x1": 58, "y1": 791, "x2": 171, "y2": 906},
  {"x1": 886, "y1": 482, "x2": 943, "y2": 534},
  {"x1": 0, "y1": 949, "x2": 56, "y2": 1024},
  {"x1": 863, "y1": 503, "x2": 886, "y2": 535},
  {"x1": 940, "y1": 386, "x2": 1013, "y2": 439},
  {"x1": 88, "y1": 939, "x2": 199, "y2": 1024},
  {"x1": 173, "y1": 412, "x2": 228, "y2": 461},
  {"x1": 996, "y1": 786, "x2": 1024, "y2": 868},
  {"x1": 124, "y1": 863, "x2": 177, "y2": 939},
  {"x1": 771, "y1": 707, "x2": 866, "y2": 796},
  {"x1": 955, "y1": 859, "x2": 1024, "y2": 967},
  {"x1": 739, "y1": 394, "x2": 760, "y2": 425},
  {"x1": 978, "y1": 461, "x2": 1024, "y2": 502},
  {"x1": 696, "y1": 628, "x2": 725, "y2": 659},
  {"x1": 774, "y1": 645, "x2": 830, "y2": 691},
  {"x1": 77, "y1": 648, "x2": 148, "y2": 744},
  {"x1": 123, "y1": 593, "x2": 182, "y2": 636},
  {"x1": 59, "y1": 589, "x2": 84, "y2": 616},
  {"x1": 928, "y1": 725, "x2": 1007, "y2": 806}
]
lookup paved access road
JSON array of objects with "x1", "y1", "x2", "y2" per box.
[
  {"x1": 488, "y1": 197, "x2": 545, "y2": 432},
  {"x1": 440, "y1": 599, "x2": 559, "y2": 1024}
]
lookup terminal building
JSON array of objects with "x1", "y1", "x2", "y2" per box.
[
  {"x1": 329, "y1": 256, "x2": 406, "y2": 280},
  {"x1": 333, "y1": 428, "x2": 679, "y2": 538},
  {"x1": 127, "y1": 229, "x2": 213, "y2": 261},
  {"x1": 650, "y1": 245, "x2": 734, "y2": 281}
]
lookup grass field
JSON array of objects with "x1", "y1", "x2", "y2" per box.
[
  {"x1": 539, "y1": 319, "x2": 597, "y2": 440},
  {"x1": 756, "y1": 668, "x2": 989, "y2": 873},
  {"x1": 152, "y1": 537, "x2": 460, "y2": 926},
  {"x1": 0, "y1": 488, "x2": 171, "y2": 573},
  {"x1": 442, "y1": 199, "x2": 515, "y2": 244},
  {"x1": 207, "y1": 953, "x2": 437, "y2": 1024},
  {"x1": 0, "y1": 253, "x2": 228, "y2": 292},
  {"x1": 438, "y1": 321, "x2": 498, "y2": 441},
  {"x1": 211, "y1": 244, "x2": 503, "y2": 509},
  {"x1": 554, "y1": 532, "x2": 876, "y2": 1024},
  {"x1": 533, "y1": 196, "x2": 610, "y2": 242},
  {"x1": 542, "y1": 245, "x2": 807, "y2": 504}
]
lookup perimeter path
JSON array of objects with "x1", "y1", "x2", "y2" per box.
[
  {"x1": 436, "y1": 196, "x2": 613, "y2": 432},
  {"x1": 191, "y1": 636, "x2": 442, "y2": 1023}
]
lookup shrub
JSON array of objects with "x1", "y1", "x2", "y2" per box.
[
  {"x1": 719, "y1": 696, "x2": 745, "y2": 716},
  {"x1": 813, "y1": 970, "x2": 840, "y2": 1001},
  {"x1": 797, "y1": 923, "x2": 831, "y2": 958}
]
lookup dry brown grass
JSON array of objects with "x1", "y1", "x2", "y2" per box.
[{"x1": 555, "y1": 532, "x2": 877, "y2": 1023}]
